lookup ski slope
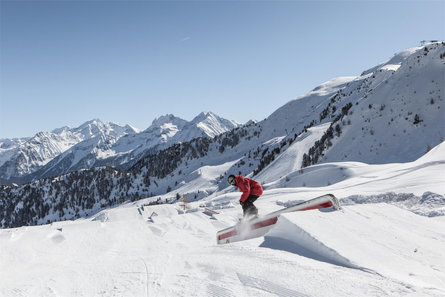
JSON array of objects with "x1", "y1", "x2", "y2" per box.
[
  {"x1": 1, "y1": 143, "x2": 445, "y2": 297},
  {"x1": 1, "y1": 199, "x2": 443, "y2": 296}
]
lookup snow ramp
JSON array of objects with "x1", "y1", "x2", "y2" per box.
[
  {"x1": 261, "y1": 203, "x2": 445, "y2": 292},
  {"x1": 261, "y1": 216, "x2": 362, "y2": 270}
]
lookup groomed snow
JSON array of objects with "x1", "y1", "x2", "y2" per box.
[{"x1": 265, "y1": 205, "x2": 445, "y2": 292}]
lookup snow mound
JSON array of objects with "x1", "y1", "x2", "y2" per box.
[
  {"x1": 260, "y1": 204, "x2": 445, "y2": 292},
  {"x1": 341, "y1": 191, "x2": 445, "y2": 217},
  {"x1": 261, "y1": 216, "x2": 362, "y2": 269},
  {"x1": 276, "y1": 199, "x2": 305, "y2": 208}
]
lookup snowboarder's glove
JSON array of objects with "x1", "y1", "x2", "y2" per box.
[{"x1": 239, "y1": 200, "x2": 244, "y2": 206}]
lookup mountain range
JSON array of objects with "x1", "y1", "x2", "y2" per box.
[
  {"x1": 0, "y1": 41, "x2": 444, "y2": 228},
  {"x1": 0, "y1": 112, "x2": 239, "y2": 184}
]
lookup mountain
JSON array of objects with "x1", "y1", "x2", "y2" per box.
[
  {"x1": 1, "y1": 135, "x2": 444, "y2": 296},
  {"x1": 106, "y1": 112, "x2": 239, "y2": 168},
  {"x1": 15, "y1": 112, "x2": 239, "y2": 182},
  {"x1": 175, "y1": 111, "x2": 241, "y2": 141},
  {"x1": 320, "y1": 44, "x2": 445, "y2": 164},
  {"x1": 0, "y1": 120, "x2": 139, "y2": 184},
  {"x1": 0, "y1": 132, "x2": 78, "y2": 180},
  {"x1": 263, "y1": 44, "x2": 444, "y2": 165},
  {"x1": 0, "y1": 42, "x2": 444, "y2": 228}
]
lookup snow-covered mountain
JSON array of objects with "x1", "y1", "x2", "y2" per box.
[
  {"x1": 2, "y1": 42, "x2": 443, "y2": 188},
  {"x1": 262, "y1": 43, "x2": 444, "y2": 165},
  {"x1": 0, "y1": 119, "x2": 139, "y2": 183},
  {"x1": 1, "y1": 43, "x2": 445, "y2": 296},
  {"x1": 11, "y1": 112, "x2": 239, "y2": 183},
  {"x1": 101, "y1": 111, "x2": 240, "y2": 168},
  {"x1": 321, "y1": 44, "x2": 445, "y2": 163},
  {"x1": 1, "y1": 138, "x2": 444, "y2": 297},
  {"x1": 1, "y1": 42, "x2": 444, "y2": 227}
]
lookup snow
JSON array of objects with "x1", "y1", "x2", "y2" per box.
[
  {"x1": 255, "y1": 123, "x2": 331, "y2": 184},
  {"x1": 170, "y1": 159, "x2": 239, "y2": 199},
  {"x1": 268, "y1": 204, "x2": 445, "y2": 291},
  {"x1": 0, "y1": 119, "x2": 137, "y2": 179},
  {"x1": 309, "y1": 76, "x2": 358, "y2": 96},
  {"x1": 322, "y1": 43, "x2": 445, "y2": 164},
  {"x1": 0, "y1": 145, "x2": 17, "y2": 167},
  {"x1": 0, "y1": 112, "x2": 238, "y2": 182},
  {"x1": 1, "y1": 141, "x2": 445, "y2": 296},
  {"x1": 380, "y1": 64, "x2": 401, "y2": 72},
  {"x1": 260, "y1": 76, "x2": 356, "y2": 141},
  {"x1": 361, "y1": 46, "x2": 421, "y2": 76},
  {"x1": 1, "y1": 43, "x2": 445, "y2": 296}
]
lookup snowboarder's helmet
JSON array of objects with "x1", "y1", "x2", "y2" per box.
[{"x1": 228, "y1": 175, "x2": 236, "y2": 186}]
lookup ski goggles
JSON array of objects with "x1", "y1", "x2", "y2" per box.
[{"x1": 228, "y1": 176, "x2": 236, "y2": 186}]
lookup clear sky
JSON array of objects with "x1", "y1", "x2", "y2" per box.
[{"x1": 1, "y1": 0, "x2": 444, "y2": 139}]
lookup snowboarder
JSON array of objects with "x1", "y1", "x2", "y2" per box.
[{"x1": 227, "y1": 174, "x2": 263, "y2": 218}]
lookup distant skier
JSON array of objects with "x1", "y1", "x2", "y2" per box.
[{"x1": 228, "y1": 174, "x2": 263, "y2": 218}]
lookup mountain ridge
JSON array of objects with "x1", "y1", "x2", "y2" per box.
[
  {"x1": 1, "y1": 42, "x2": 444, "y2": 228},
  {"x1": 0, "y1": 112, "x2": 239, "y2": 184}
]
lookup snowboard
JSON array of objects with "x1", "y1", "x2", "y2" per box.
[{"x1": 216, "y1": 194, "x2": 341, "y2": 245}]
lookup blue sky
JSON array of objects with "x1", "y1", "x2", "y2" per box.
[{"x1": 1, "y1": 0, "x2": 444, "y2": 139}]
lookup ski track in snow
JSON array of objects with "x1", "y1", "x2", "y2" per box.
[
  {"x1": 2, "y1": 195, "x2": 445, "y2": 297},
  {"x1": 237, "y1": 273, "x2": 309, "y2": 297}
]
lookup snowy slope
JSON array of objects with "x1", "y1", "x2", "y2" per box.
[
  {"x1": 175, "y1": 112, "x2": 240, "y2": 141},
  {"x1": 0, "y1": 138, "x2": 27, "y2": 167},
  {"x1": 0, "y1": 120, "x2": 138, "y2": 182},
  {"x1": 320, "y1": 43, "x2": 445, "y2": 164},
  {"x1": 1, "y1": 112, "x2": 238, "y2": 183},
  {"x1": 1, "y1": 43, "x2": 444, "y2": 228},
  {"x1": 2, "y1": 43, "x2": 443, "y2": 188},
  {"x1": 1, "y1": 43, "x2": 445, "y2": 296},
  {"x1": 32, "y1": 112, "x2": 238, "y2": 180},
  {"x1": 1, "y1": 141, "x2": 444, "y2": 296},
  {"x1": 261, "y1": 140, "x2": 445, "y2": 196},
  {"x1": 264, "y1": 204, "x2": 445, "y2": 292},
  {"x1": 100, "y1": 112, "x2": 239, "y2": 169},
  {"x1": 0, "y1": 132, "x2": 81, "y2": 178},
  {"x1": 260, "y1": 76, "x2": 357, "y2": 141},
  {"x1": 254, "y1": 122, "x2": 331, "y2": 184},
  {"x1": 257, "y1": 42, "x2": 444, "y2": 167}
]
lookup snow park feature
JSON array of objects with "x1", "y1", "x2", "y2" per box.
[
  {"x1": 217, "y1": 194, "x2": 341, "y2": 244},
  {"x1": 1, "y1": 42, "x2": 445, "y2": 296}
]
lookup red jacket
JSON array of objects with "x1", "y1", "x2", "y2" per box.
[{"x1": 235, "y1": 175, "x2": 263, "y2": 202}]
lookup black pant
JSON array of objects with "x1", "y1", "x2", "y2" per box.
[{"x1": 242, "y1": 195, "x2": 259, "y2": 217}]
